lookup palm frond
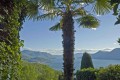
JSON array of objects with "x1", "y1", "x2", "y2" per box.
[
  {"x1": 115, "y1": 15, "x2": 120, "y2": 25},
  {"x1": 39, "y1": 0, "x2": 55, "y2": 10},
  {"x1": 27, "y1": 0, "x2": 55, "y2": 20},
  {"x1": 93, "y1": 0, "x2": 112, "y2": 15},
  {"x1": 36, "y1": 12, "x2": 57, "y2": 21},
  {"x1": 27, "y1": 0, "x2": 40, "y2": 20},
  {"x1": 49, "y1": 23, "x2": 61, "y2": 31},
  {"x1": 72, "y1": 0, "x2": 94, "y2": 4},
  {"x1": 76, "y1": 15, "x2": 99, "y2": 28},
  {"x1": 113, "y1": 3, "x2": 119, "y2": 15},
  {"x1": 73, "y1": 8, "x2": 86, "y2": 16}
]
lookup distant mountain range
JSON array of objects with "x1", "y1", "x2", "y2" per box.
[
  {"x1": 22, "y1": 50, "x2": 63, "y2": 70},
  {"x1": 92, "y1": 48, "x2": 120, "y2": 60},
  {"x1": 21, "y1": 48, "x2": 120, "y2": 70}
]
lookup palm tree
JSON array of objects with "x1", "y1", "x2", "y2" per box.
[{"x1": 28, "y1": 0, "x2": 111, "y2": 80}]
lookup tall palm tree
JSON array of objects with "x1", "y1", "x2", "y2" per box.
[{"x1": 28, "y1": 0, "x2": 111, "y2": 80}]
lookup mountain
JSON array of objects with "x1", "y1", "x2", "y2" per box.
[
  {"x1": 21, "y1": 48, "x2": 120, "y2": 70},
  {"x1": 22, "y1": 50, "x2": 53, "y2": 59},
  {"x1": 21, "y1": 50, "x2": 63, "y2": 70},
  {"x1": 92, "y1": 48, "x2": 120, "y2": 60}
]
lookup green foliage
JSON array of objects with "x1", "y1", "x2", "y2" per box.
[
  {"x1": 0, "y1": 42, "x2": 21, "y2": 80},
  {"x1": 19, "y1": 61, "x2": 61, "y2": 80},
  {"x1": 110, "y1": 0, "x2": 120, "y2": 25},
  {"x1": 0, "y1": 0, "x2": 27, "y2": 79},
  {"x1": 76, "y1": 52, "x2": 95, "y2": 80},
  {"x1": 110, "y1": 0, "x2": 120, "y2": 16},
  {"x1": 76, "y1": 15, "x2": 99, "y2": 28},
  {"x1": 110, "y1": 0, "x2": 120, "y2": 44},
  {"x1": 81, "y1": 52, "x2": 94, "y2": 69},
  {"x1": 28, "y1": 0, "x2": 112, "y2": 31},
  {"x1": 76, "y1": 65, "x2": 120, "y2": 80},
  {"x1": 76, "y1": 68, "x2": 97, "y2": 80},
  {"x1": 49, "y1": 19, "x2": 63, "y2": 31},
  {"x1": 93, "y1": 0, "x2": 112, "y2": 15},
  {"x1": 49, "y1": 23, "x2": 61, "y2": 31},
  {"x1": 97, "y1": 65, "x2": 120, "y2": 80}
]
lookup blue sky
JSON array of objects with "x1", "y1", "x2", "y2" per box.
[{"x1": 20, "y1": 13, "x2": 120, "y2": 54}]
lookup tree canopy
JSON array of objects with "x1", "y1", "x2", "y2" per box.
[{"x1": 81, "y1": 52, "x2": 94, "y2": 69}]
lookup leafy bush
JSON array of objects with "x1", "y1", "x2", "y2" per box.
[
  {"x1": 97, "y1": 65, "x2": 120, "y2": 80},
  {"x1": 76, "y1": 68, "x2": 97, "y2": 80}
]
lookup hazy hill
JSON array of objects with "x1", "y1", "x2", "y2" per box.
[
  {"x1": 21, "y1": 48, "x2": 120, "y2": 70},
  {"x1": 22, "y1": 48, "x2": 120, "y2": 61},
  {"x1": 92, "y1": 48, "x2": 120, "y2": 60},
  {"x1": 22, "y1": 50, "x2": 63, "y2": 70}
]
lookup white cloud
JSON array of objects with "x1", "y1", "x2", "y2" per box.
[
  {"x1": 91, "y1": 28, "x2": 97, "y2": 30},
  {"x1": 21, "y1": 47, "x2": 115, "y2": 55},
  {"x1": 80, "y1": 3, "x2": 84, "y2": 5},
  {"x1": 102, "y1": 48, "x2": 113, "y2": 51},
  {"x1": 39, "y1": 49, "x2": 63, "y2": 55},
  {"x1": 96, "y1": 15, "x2": 101, "y2": 17},
  {"x1": 21, "y1": 47, "x2": 34, "y2": 51}
]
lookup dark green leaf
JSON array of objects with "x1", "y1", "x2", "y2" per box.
[
  {"x1": 93, "y1": 0, "x2": 112, "y2": 15},
  {"x1": 118, "y1": 38, "x2": 120, "y2": 44},
  {"x1": 76, "y1": 15, "x2": 99, "y2": 28},
  {"x1": 113, "y1": 4, "x2": 119, "y2": 15},
  {"x1": 49, "y1": 23, "x2": 61, "y2": 31}
]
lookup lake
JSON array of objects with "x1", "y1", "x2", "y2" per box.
[
  {"x1": 49, "y1": 58, "x2": 120, "y2": 71},
  {"x1": 75, "y1": 59, "x2": 120, "y2": 70}
]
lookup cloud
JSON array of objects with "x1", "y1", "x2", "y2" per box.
[
  {"x1": 96, "y1": 15, "x2": 101, "y2": 17},
  {"x1": 42, "y1": 48, "x2": 101, "y2": 54},
  {"x1": 102, "y1": 48, "x2": 113, "y2": 51},
  {"x1": 40, "y1": 49, "x2": 63, "y2": 55},
  {"x1": 91, "y1": 28, "x2": 97, "y2": 30},
  {"x1": 21, "y1": 47, "x2": 115, "y2": 55},
  {"x1": 21, "y1": 47, "x2": 34, "y2": 51},
  {"x1": 80, "y1": 3, "x2": 84, "y2": 5}
]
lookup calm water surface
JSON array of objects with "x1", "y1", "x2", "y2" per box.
[{"x1": 75, "y1": 59, "x2": 120, "y2": 70}]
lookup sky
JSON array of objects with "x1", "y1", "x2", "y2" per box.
[{"x1": 20, "y1": 12, "x2": 120, "y2": 54}]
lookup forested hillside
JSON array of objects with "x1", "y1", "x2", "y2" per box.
[{"x1": 19, "y1": 61, "x2": 61, "y2": 80}]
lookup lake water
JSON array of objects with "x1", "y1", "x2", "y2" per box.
[
  {"x1": 75, "y1": 59, "x2": 120, "y2": 70},
  {"x1": 49, "y1": 59, "x2": 120, "y2": 71}
]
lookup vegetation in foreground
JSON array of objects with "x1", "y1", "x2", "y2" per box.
[
  {"x1": 76, "y1": 65, "x2": 120, "y2": 80},
  {"x1": 19, "y1": 61, "x2": 61, "y2": 80},
  {"x1": 76, "y1": 52, "x2": 96, "y2": 80},
  {"x1": 75, "y1": 52, "x2": 120, "y2": 80},
  {"x1": 0, "y1": 0, "x2": 120, "y2": 80}
]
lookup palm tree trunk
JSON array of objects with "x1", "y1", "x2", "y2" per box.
[{"x1": 62, "y1": 11, "x2": 74, "y2": 80}]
